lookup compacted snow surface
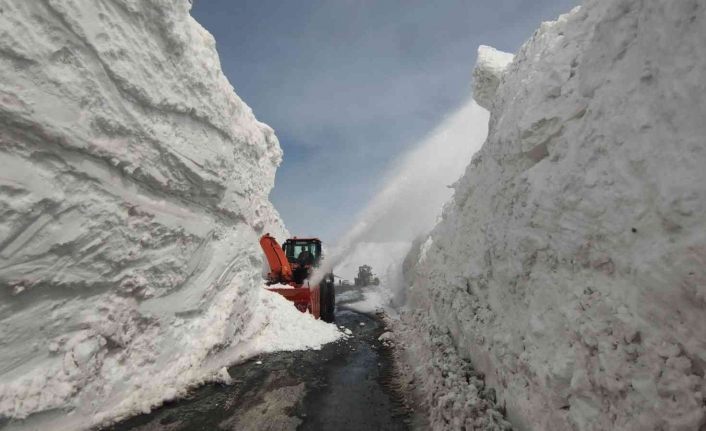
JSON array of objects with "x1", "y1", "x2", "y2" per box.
[
  {"x1": 401, "y1": 1, "x2": 706, "y2": 430},
  {"x1": 0, "y1": 1, "x2": 341, "y2": 429}
]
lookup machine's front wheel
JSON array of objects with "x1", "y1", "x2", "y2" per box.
[{"x1": 319, "y1": 277, "x2": 336, "y2": 323}]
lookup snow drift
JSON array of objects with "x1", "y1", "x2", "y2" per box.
[
  {"x1": 0, "y1": 1, "x2": 341, "y2": 429},
  {"x1": 404, "y1": 1, "x2": 706, "y2": 430}
]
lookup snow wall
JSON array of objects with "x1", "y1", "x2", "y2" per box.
[
  {"x1": 0, "y1": 0, "x2": 288, "y2": 428},
  {"x1": 404, "y1": 1, "x2": 706, "y2": 430}
]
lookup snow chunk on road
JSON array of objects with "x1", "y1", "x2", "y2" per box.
[
  {"x1": 378, "y1": 332, "x2": 394, "y2": 342},
  {"x1": 472, "y1": 45, "x2": 514, "y2": 110}
]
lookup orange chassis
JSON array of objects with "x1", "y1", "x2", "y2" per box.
[
  {"x1": 267, "y1": 283, "x2": 321, "y2": 318},
  {"x1": 259, "y1": 234, "x2": 322, "y2": 319}
]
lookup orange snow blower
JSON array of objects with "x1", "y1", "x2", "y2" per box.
[{"x1": 260, "y1": 234, "x2": 336, "y2": 322}]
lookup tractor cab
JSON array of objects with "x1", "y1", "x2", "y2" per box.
[
  {"x1": 282, "y1": 238, "x2": 322, "y2": 267},
  {"x1": 259, "y1": 233, "x2": 336, "y2": 322}
]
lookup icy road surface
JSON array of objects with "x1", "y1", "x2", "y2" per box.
[{"x1": 106, "y1": 308, "x2": 417, "y2": 431}]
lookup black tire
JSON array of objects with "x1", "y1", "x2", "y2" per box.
[{"x1": 320, "y1": 277, "x2": 336, "y2": 323}]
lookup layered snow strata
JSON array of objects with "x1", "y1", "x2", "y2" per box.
[
  {"x1": 0, "y1": 0, "x2": 294, "y2": 428},
  {"x1": 405, "y1": 1, "x2": 706, "y2": 430}
]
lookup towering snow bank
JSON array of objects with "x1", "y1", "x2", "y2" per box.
[
  {"x1": 0, "y1": 0, "x2": 294, "y2": 428},
  {"x1": 406, "y1": 1, "x2": 706, "y2": 429}
]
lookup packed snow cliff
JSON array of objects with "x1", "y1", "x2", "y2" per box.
[
  {"x1": 0, "y1": 1, "x2": 342, "y2": 429},
  {"x1": 404, "y1": 1, "x2": 706, "y2": 430}
]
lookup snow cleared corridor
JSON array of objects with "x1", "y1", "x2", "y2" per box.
[{"x1": 1, "y1": 0, "x2": 705, "y2": 430}]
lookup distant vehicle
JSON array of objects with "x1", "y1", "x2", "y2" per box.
[
  {"x1": 354, "y1": 265, "x2": 380, "y2": 287},
  {"x1": 260, "y1": 234, "x2": 336, "y2": 322}
]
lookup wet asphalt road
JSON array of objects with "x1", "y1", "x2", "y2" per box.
[{"x1": 105, "y1": 301, "x2": 413, "y2": 431}]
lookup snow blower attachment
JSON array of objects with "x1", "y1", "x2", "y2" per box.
[{"x1": 260, "y1": 234, "x2": 336, "y2": 322}]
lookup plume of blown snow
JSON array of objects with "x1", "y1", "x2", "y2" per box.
[{"x1": 316, "y1": 99, "x2": 489, "y2": 288}]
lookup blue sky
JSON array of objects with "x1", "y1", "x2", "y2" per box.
[{"x1": 191, "y1": 0, "x2": 578, "y2": 242}]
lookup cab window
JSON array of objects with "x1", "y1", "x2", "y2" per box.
[{"x1": 284, "y1": 242, "x2": 320, "y2": 262}]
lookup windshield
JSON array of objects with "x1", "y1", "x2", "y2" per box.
[{"x1": 284, "y1": 241, "x2": 321, "y2": 263}]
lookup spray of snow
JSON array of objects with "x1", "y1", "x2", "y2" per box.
[
  {"x1": 0, "y1": 1, "x2": 341, "y2": 429},
  {"x1": 315, "y1": 99, "x2": 489, "y2": 292},
  {"x1": 326, "y1": 47, "x2": 510, "y2": 312},
  {"x1": 333, "y1": 241, "x2": 410, "y2": 283},
  {"x1": 333, "y1": 241, "x2": 410, "y2": 312},
  {"x1": 403, "y1": 1, "x2": 706, "y2": 430}
]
